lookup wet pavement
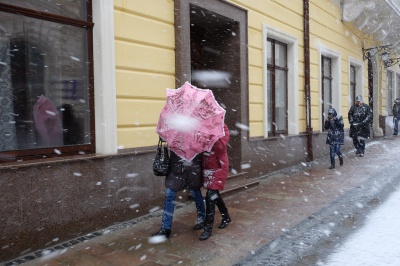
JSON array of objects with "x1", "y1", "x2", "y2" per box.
[{"x1": 4, "y1": 137, "x2": 400, "y2": 266}]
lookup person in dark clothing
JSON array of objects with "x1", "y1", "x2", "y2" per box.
[
  {"x1": 60, "y1": 104, "x2": 84, "y2": 145},
  {"x1": 392, "y1": 98, "x2": 400, "y2": 135},
  {"x1": 325, "y1": 108, "x2": 344, "y2": 169},
  {"x1": 348, "y1": 95, "x2": 372, "y2": 157},
  {"x1": 151, "y1": 151, "x2": 205, "y2": 240},
  {"x1": 199, "y1": 124, "x2": 231, "y2": 241}
]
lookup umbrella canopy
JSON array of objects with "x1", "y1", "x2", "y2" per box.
[{"x1": 156, "y1": 82, "x2": 226, "y2": 161}]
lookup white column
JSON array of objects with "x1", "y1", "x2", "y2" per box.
[
  {"x1": 92, "y1": 0, "x2": 118, "y2": 154},
  {"x1": 372, "y1": 55, "x2": 383, "y2": 137}
]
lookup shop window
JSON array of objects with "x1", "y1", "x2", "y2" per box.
[
  {"x1": 0, "y1": 1, "x2": 94, "y2": 161},
  {"x1": 267, "y1": 38, "x2": 288, "y2": 136}
]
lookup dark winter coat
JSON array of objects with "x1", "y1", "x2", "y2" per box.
[
  {"x1": 393, "y1": 99, "x2": 400, "y2": 118},
  {"x1": 203, "y1": 124, "x2": 230, "y2": 191},
  {"x1": 324, "y1": 109, "x2": 344, "y2": 145},
  {"x1": 165, "y1": 151, "x2": 202, "y2": 191},
  {"x1": 348, "y1": 103, "x2": 372, "y2": 139}
]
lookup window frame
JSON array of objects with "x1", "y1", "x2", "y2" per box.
[
  {"x1": 267, "y1": 38, "x2": 288, "y2": 136},
  {"x1": 348, "y1": 57, "x2": 363, "y2": 109},
  {"x1": 0, "y1": 1, "x2": 95, "y2": 162},
  {"x1": 321, "y1": 55, "x2": 332, "y2": 130},
  {"x1": 262, "y1": 24, "x2": 299, "y2": 138},
  {"x1": 319, "y1": 47, "x2": 341, "y2": 132}
]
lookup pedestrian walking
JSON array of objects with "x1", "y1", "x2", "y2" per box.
[
  {"x1": 151, "y1": 151, "x2": 205, "y2": 240},
  {"x1": 199, "y1": 124, "x2": 231, "y2": 241},
  {"x1": 348, "y1": 95, "x2": 372, "y2": 157},
  {"x1": 325, "y1": 108, "x2": 344, "y2": 169},
  {"x1": 392, "y1": 98, "x2": 400, "y2": 136}
]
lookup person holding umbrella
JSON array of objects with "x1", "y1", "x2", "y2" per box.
[
  {"x1": 151, "y1": 151, "x2": 206, "y2": 240},
  {"x1": 199, "y1": 123, "x2": 231, "y2": 241},
  {"x1": 152, "y1": 82, "x2": 227, "y2": 240}
]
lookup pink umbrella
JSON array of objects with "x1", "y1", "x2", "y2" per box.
[{"x1": 156, "y1": 82, "x2": 226, "y2": 161}]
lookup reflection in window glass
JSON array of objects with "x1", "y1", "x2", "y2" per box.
[
  {"x1": 350, "y1": 65, "x2": 356, "y2": 105},
  {"x1": 322, "y1": 56, "x2": 332, "y2": 129},
  {"x1": 276, "y1": 69, "x2": 287, "y2": 131},
  {"x1": 267, "y1": 40, "x2": 273, "y2": 65},
  {"x1": 0, "y1": 0, "x2": 87, "y2": 19},
  {"x1": 397, "y1": 74, "x2": 400, "y2": 100},
  {"x1": 267, "y1": 69, "x2": 272, "y2": 132},
  {"x1": 275, "y1": 43, "x2": 287, "y2": 68},
  {"x1": 0, "y1": 11, "x2": 90, "y2": 152},
  {"x1": 387, "y1": 71, "x2": 393, "y2": 115}
]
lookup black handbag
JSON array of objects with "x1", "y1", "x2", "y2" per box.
[{"x1": 153, "y1": 138, "x2": 170, "y2": 176}]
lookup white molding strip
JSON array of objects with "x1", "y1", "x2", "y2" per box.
[{"x1": 92, "y1": 0, "x2": 118, "y2": 154}]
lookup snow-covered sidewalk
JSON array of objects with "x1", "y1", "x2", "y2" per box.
[{"x1": 322, "y1": 186, "x2": 400, "y2": 266}]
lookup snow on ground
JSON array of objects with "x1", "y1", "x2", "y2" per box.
[{"x1": 322, "y1": 186, "x2": 400, "y2": 266}]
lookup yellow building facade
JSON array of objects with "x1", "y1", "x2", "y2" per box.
[
  {"x1": 113, "y1": 0, "x2": 397, "y2": 151},
  {"x1": 2, "y1": 0, "x2": 400, "y2": 262}
]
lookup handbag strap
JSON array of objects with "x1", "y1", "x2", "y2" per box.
[{"x1": 158, "y1": 137, "x2": 168, "y2": 148}]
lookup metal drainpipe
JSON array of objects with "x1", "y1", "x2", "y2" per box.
[{"x1": 304, "y1": 0, "x2": 314, "y2": 161}]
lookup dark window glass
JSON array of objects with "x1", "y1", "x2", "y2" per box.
[
  {"x1": 0, "y1": 1, "x2": 93, "y2": 161},
  {"x1": 267, "y1": 38, "x2": 288, "y2": 136}
]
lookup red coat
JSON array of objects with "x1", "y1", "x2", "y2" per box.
[{"x1": 202, "y1": 124, "x2": 230, "y2": 190}]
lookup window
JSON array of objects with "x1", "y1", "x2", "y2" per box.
[
  {"x1": 0, "y1": 1, "x2": 94, "y2": 161},
  {"x1": 350, "y1": 65, "x2": 356, "y2": 106},
  {"x1": 387, "y1": 71, "x2": 393, "y2": 115},
  {"x1": 267, "y1": 38, "x2": 288, "y2": 136},
  {"x1": 396, "y1": 73, "x2": 400, "y2": 100},
  {"x1": 322, "y1": 55, "x2": 332, "y2": 129}
]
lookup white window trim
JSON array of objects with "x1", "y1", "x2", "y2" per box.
[
  {"x1": 93, "y1": 0, "x2": 118, "y2": 154},
  {"x1": 262, "y1": 23, "x2": 299, "y2": 138},
  {"x1": 319, "y1": 47, "x2": 342, "y2": 131},
  {"x1": 348, "y1": 57, "x2": 364, "y2": 108}
]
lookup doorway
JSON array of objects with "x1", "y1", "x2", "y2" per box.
[{"x1": 175, "y1": 0, "x2": 248, "y2": 171}]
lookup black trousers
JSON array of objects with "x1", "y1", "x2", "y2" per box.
[{"x1": 352, "y1": 136, "x2": 366, "y2": 153}]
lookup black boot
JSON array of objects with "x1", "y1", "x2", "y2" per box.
[
  {"x1": 194, "y1": 218, "x2": 204, "y2": 230},
  {"x1": 151, "y1": 228, "x2": 171, "y2": 238},
  {"x1": 199, "y1": 230, "x2": 212, "y2": 240},
  {"x1": 200, "y1": 190, "x2": 216, "y2": 241},
  {"x1": 339, "y1": 155, "x2": 343, "y2": 166},
  {"x1": 218, "y1": 212, "x2": 231, "y2": 229},
  {"x1": 329, "y1": 159, "x2": 335, "y2": 169}
]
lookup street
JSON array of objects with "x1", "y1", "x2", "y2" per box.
[{"x1": 4, "y1": 138, "x2": 400, "y2": 266}]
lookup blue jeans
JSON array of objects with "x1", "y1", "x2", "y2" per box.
[
  {"x1": 394, "y1": 117, "x2": 399, "y2": 135},
  {"x1": 329, "y1": 144, "x2": 342, "y2": 161},
  {"x1": 161, "y1": 188, "x2": 205, "y2": 230}
]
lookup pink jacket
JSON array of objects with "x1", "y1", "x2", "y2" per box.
[{"x1": 202, "y1": 124, "x2": 230, "y2": 190}]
